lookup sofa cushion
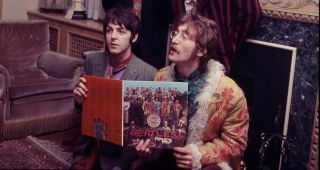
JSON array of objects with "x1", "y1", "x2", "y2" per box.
[
  {"x1": 37, "y1": 51, "x2": 84, "y2": 79},
  {"x1": 0, "y1": 21, "x2": 49, "y2": 72},
  {"x1": 10, "y1": 92, "x2": 75, "y2": 120},
  {"x1": 9, "y1": 68, "x2": 76, "y2": 99}
]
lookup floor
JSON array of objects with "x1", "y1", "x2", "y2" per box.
[{"x1": 36, "y1": 126, "x2": 81, "y2": 152}]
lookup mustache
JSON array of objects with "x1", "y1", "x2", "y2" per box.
[{"x1": 169, "y1": 46, "x2": 179, "y2": 54}]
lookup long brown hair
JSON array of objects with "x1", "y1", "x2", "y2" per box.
[{"x1": 174, "y1": 12, "x2": 219, "y2": 72}]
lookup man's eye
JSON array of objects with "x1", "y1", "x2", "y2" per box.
[
  {"x1": 181, "y1": 33, "x2": 189, "y2": 39},
  {"x1": 106, "y1": 28, "x2": 112, "y2": 33},
  {"x1": 172, "y1": 30, "x2": 178, "y2": 36},
  {"x1": 118, "y1": 29, "x2": 127, "y2": 34}
]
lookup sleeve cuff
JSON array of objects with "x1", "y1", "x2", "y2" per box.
[{"x1": 187, "y1": 143, "x2": 202, "y2": 170}]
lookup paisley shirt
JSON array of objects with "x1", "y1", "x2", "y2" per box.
[{"x1": 175, "y1": 67, "x2": 207, "y2": 119}]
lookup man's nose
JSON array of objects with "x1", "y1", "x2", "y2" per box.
[
  {"x1": 171, "y1": 35, "x2": 179, "y2": 44},
  {"x1": 111, "y1": 31, "x2": 118, "y2": 39}
]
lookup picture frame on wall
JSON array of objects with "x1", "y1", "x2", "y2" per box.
[{"x1": 260, "y1": 0, "x2": 319, "y2": 23}]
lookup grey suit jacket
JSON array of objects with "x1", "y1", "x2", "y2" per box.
[{"x1": 83, "y1": 51, "x2": 157, "y2": 81}]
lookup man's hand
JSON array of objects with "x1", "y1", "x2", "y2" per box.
[
  {"x1": 174, "y1": 146, "x2": 193, "y2": 169},
  {"x1": 73, "y1": 77, "x2": 88, "y2": 104},
  {"x1": 135, "y1": 139, "x2": 152, "y2": 158}
]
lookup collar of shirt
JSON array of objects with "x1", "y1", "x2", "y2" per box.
[
  {"x1": 174, "y1": 66, "x2": 204, "y2": 83},
  {"x1": 174, "y1": 66, "x2": 208, "y2": 118},
  {"x1": 105, "y1": 53, "x2": 132, "y2": 78}
]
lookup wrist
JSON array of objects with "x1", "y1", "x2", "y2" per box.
[{"x1": 187, "y1": 143, "x2": 202, "y2": 170}]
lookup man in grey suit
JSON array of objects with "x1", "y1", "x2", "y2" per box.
[{"x1": 72, "y1": 7, "x2": 157, "y2": 170}]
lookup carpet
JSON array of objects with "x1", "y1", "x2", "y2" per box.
[{"x1": 0, "y1": 136, "x2": 72, "y2": 169}]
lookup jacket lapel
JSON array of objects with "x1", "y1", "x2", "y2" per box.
[{"x1": 121, "y1": 55, "x2": 139, "y2": 80}]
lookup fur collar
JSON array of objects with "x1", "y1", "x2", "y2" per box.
[{"x1": 186, "y1": 60, "x2": 225, "y2": 144}]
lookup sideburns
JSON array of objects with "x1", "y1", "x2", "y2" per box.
[{"x1": 189, "y1": 46, "x2": 202, "y2": 60}]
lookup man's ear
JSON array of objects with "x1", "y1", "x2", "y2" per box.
[
  {"x1": 131, "y1": 34, "x2": 138, "y2": 43},
  {"x1": 196, "y1": 48, "x2": 207, "y2": 58}
]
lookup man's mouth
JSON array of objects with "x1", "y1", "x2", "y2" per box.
[
  {"x1": 169, "y1": 46, "x2": 179, "y2": 54},
  {"x1": 109, "y1": 44, "x2": 119, "y2": 49}
]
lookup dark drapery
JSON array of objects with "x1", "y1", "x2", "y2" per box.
[{"x1": 171, "y1": 0, "x2": 262, "y2": 73}]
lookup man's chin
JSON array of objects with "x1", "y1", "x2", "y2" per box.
[
  {"x1": 168, "y1": 54, "x2": 178, "y2": 61},
  {"x1": 108, "y1": 50, "x2": 120, "y2": 55}
]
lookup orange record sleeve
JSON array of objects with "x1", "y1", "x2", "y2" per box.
[{"x1": 82, "y1": 76, "x2": 123, "y2": 145}]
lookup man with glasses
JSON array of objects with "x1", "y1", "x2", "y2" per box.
[
  {"x1": 71, "y1": 7, "x2": 157, "y2": 170},
  {"x1": 135, "y1": 12, "x2": 248, "y2": 170}
]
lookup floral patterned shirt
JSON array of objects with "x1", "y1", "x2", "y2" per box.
[{"x1": 175, "y1": 67, "x2": 207, "y2": 119}]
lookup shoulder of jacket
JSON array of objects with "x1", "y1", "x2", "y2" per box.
[
  {"x1": 154, "y1": 65, "x2": 175, "y2": 81},
  {"x1": 156, "y1": 66, "x2": 173, "y2": 76},
  {"x1": 85, "y1": 51, "x2": 105, "y2": 58},
  {"x1": 218, "y1": 75, "x2": 245, "y2": 96},
  {"x1": 157, "y1": 66, "x2": 171, "y2": 73},
  {"x1": 85, "y1": 52, "x2": 105, "y2": 62},
  {"x1": 132, "y1": 56, "x2": 157, "y2": 69}
]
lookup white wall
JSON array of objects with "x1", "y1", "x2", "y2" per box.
[{"x1": 1, "y1": 0, "x2": 39, "y2": 20}]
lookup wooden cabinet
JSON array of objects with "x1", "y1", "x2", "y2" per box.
[{"x1": 27, "y1": 10, "x2": 105, "y2": 58}]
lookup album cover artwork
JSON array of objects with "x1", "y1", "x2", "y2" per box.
[{"x1": 81, "y1": 76, "x2": 188, "y2": 149}]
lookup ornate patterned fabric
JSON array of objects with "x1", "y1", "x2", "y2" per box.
[
  {"x1": 154, "y1": 60, "x2": 249, "y2": 170},
  {"x1": 175, "y1": 68, "x2": 207, "y2": 119}
]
